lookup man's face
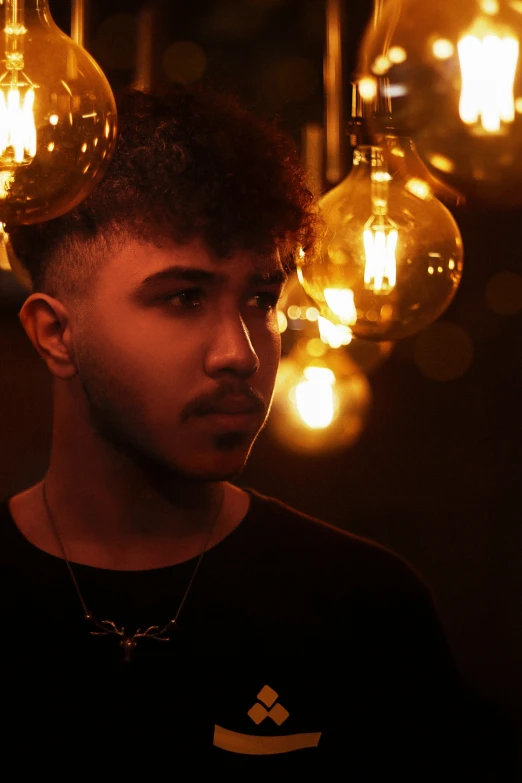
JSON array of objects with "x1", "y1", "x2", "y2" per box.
[{"x1": 71, "y1": 235, "x2": 287, "y2": 481}]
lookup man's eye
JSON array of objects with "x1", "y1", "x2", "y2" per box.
[
  {"x1": 251, "y1": 292, "x2": 280, "y2": 311},
  {"x1": 164, "y1": 289, "x2": 203, "y2": 308}
]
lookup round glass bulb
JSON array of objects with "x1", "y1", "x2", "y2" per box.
[
  {"x1": 358, "y1": 0, "x2": 522, "y2": 207},
  {"x1": 297, "y1": 145, "x2": 463, "y2": 341},
  {"x1": 268, "y1": 338, "x2": 372, "y2": 454},
  {"x1": 379, "y1": 133, "x2": 463, "y2": 206},
  {"x1": 0, "y1": 0, "x2": 117, "y2": 225},
  {"x1": 279, "y1": 270, "x2": 395, "y2": 372}
]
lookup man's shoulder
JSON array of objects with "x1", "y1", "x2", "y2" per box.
[{"x1": 242, "y1": 486, "x2": 428, "y2": 596}]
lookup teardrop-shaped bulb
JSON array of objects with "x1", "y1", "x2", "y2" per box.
[
  {"x1": 298, "y1": 145, "x2": 464, "y2": 341},
  {"x1": 358, "y1": 0, "x2": 522, "y2": 208},
  {"x1": 0, "y1": 0, "x2": 117, "y2": 225}
]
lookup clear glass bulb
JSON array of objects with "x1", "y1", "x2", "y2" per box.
[
  {"x1": 297, "y1": 144, "x2": 463, "y2": 341},
  {"x1": 278, "y1": 270, "x2": 395, "y2": 372},
  {"x1": 268, "y1": 337, "x2": 372, "y2": 454},
  {"x1": 358, "y1": 0, "x2": 522, "y2": 207},
  {"x1": 379, "y1": 133, "x2": 463, "y2": 207},
  {"x1": 0, "y1": 0, "x2": 117, "y2": 225}
]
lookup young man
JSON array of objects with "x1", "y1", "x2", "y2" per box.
[{"x1": 2, "y1": 86, "x2": 466, "y2": 777}]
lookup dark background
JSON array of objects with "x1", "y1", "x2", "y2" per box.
[{"x1": 0, "y1": 1, "x2": 520, "y2": 777}]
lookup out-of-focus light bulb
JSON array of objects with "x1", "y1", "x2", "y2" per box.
[
  {"x1": 294, "y1": 366, "x2": 336, "y2": 429},
  {"x1": 280, "y1": 270, "x2": 394, "y2": 371},
  {"x1": 298, "y1": 145, "x2": 463, "y2": 341},
  {"x1": 0, "y1": 0, "x2": 117, "y2": 225},
  {"x1": 268, "y1": 338, "x2": 372, "y2": 454},
  {"x1": 317, "y1": 315, "x2": 353, "y2": 348},
  {"x1": 358, "y1": 0, "x2": 522, "y2": 207},
  {"x1": 457, "y1": 31, "x2": 518, "y2": 132},
  {"x1": 323, "y1": 285, "x2": 357, "y2": 324}
]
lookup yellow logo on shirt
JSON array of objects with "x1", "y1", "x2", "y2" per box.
[{"x1": 213, "y1": 684, "x2": 322, "y2": 755}]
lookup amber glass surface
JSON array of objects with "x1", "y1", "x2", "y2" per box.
[{"x1": 0, "y1": 0, "x2": 117, "y2": 225}]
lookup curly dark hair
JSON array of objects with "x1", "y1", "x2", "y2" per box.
[{"x1": 8, "y1": 84, "x2": 320, "y2": 302}]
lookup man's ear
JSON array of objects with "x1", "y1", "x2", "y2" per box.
[{"x1": 18, "y1": 293, "x2": 78, "y2": 380}]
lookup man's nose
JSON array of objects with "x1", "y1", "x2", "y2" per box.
[{"x1": 204, "y1": 313, "x2": 260, "y2": 378}]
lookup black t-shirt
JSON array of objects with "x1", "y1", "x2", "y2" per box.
[{"x1": 0, "y1": 487, "x2": 466, "y2": 779}]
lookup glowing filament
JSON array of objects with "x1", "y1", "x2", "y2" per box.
[
  {"x1": 0, "y1": 86, "x2": 37, "y2": 163},
  {"x1": 318, "y1": 315, "x2": 353, "y2": 349},
  {"x1": 458, "y1": 34, "x2": 519, "y2": 132},
  {"x1": 363, "y1": 227, "x2": 398, "y2": 292},
  {"x1": 294, "y1": 366, "x2": 335, "y2": 429},
  {"x1": 323, "y1": 288, "x2": 357, "y2": 325}
]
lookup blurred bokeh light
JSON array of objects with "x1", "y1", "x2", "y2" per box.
[
  {"x1": 485, "y1": 271, "x2": 522, "y2": 316},
  {"x1": 414, "y1": 321, "x2": 474, "y2": 381},
  {"x1": 269, "y1": 337, "x2": 372, "y2": 454},
  {"x1": 162, "y1": 41, "x2": 207, "y2": 84},
  {"x1": 92, "y1": 13, "x2": 137, "y2": 70}
]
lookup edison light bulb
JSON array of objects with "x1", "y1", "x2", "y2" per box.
[
  {"x1": 358, "y1": 0, "x2": 522, "y2": 207},
  {"x1": 0, "y1": 0, "x2": 116, "y2": 225},
  {"x1": 279, "y1": 269, "x2": 394, "y2": 371},
  {"x1": 297, "y1": 144, "x2": 463, "y2": 341},
  {"x1": 268, "y1": 337, "x2": 371, "y2": 454}
]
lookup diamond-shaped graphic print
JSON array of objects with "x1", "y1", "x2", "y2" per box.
[
  {"x1": 257, "y1": 685, "x2": 278, "y2": 708},
  {"x1": 267, "y1": 702, "x2": 289, "y2": 726},
  {"x1": 247, "y1": 685, "x2": 289, "y2": 726},
  {"x1": 247, "y1": 702, "x2": 270, "y2": 725}
]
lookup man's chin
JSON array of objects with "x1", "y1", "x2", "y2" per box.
[{"x1": 177, "y1": 432, "x2": 258, "y2": 481}]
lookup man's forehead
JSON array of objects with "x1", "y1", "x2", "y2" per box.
[{"x1": 118, "y1": 238, "x2": 287, "y2": 286}]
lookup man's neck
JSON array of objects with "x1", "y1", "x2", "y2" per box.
[{"x1": 8, "y1": 478, "x2": 250, "y2": 571}]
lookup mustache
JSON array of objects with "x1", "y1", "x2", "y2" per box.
[{"x1": 181, "y1": 382, "x2": 265, "y2": 420}]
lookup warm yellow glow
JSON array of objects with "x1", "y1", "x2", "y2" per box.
[
  {"x1": 372, "y1": 55, "x2": 391, "y2": 75},
  {"x1": 432, "y1": 38, "x2": 455, "y2": 60},
  {"x1": 358, "y1": 76, "x2": 377, "y2": 101},
  {"x1": 47, "y1": 141, "x2": 54, "y2": 151},
  {"x1": 372, "y1": 170, "x2": 392, "y2": 183},
  {"x1": 0, "y1": 170, "x2": 14, "y2": 198},
  {"x1": 323, "y1": 287, "x2": 357, "y2": 324},
  {"x1": 448, "y1": 258, "x2": 455, "y2": 270},
  {"x1": 277, "y1": 309, "x2": 288, "y2": 333},
  {"x1": 0, "y1": 86, "x2": 36, "y2": 163},
  {"x1": 363, "y1": 226, "x2": 398, "y2": 291},
  {"x1": 0, "y1": 221, "x2": 9, "y2": 269},
  {"x1": 405, "y1": 177, "x2": 432, "y2": 199},
  {"x1": 458, "y1": 33, "x2": 519, "y2": 132},
  {"x1": 294, "y1": 366, "x2": 335, "y2": 429},
  {"x1": 305, "y1": 338, "x2": 327, "y2": 358},
  {"x1": 388, "y1": 46, "x2": 407, "y2": 64},
  {"x1": 428, "y1": 153, "x2": 455, "y2": 173},
  {"x1": 49, "y1": 113, "x2": 59, "y2": 125},
  {"x1": 481, "y1": 0, "x2": 499, "y2": 14},
  {"x1": 318, "y1": 315, "x2": 353, "y2": 348},
  {"x1": 305, "y1": 306, "x2": 319, "y2": 321}
]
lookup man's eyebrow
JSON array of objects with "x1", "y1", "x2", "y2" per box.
[{"x1": 132, "y1": 265, "x2": 288, "y2": 294}]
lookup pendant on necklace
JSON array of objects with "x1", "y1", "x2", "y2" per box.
[
  {"x1": 118, "y1": 636, "x2": 137, "y2": 662},
  {"x1": 87, "y1": 615, "x2": 177, "y2": 662}
]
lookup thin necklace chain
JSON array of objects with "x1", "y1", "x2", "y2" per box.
[{"x1": 41, "y1": 480, "x2": 225, "y2": 662}]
